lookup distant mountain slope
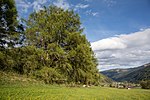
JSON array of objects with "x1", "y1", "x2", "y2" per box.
[
  {"x1": 99, "y1": 73, "x2": 113, "y2": 83},
  {"x1": 101, "y1": 63, "x2": 150, "y2": 83}
]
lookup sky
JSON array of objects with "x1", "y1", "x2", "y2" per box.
[{"x1": 15, "y1": 0, "x2": 150, "y2": 71}]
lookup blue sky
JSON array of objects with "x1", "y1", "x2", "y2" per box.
[
  {"x1": 15, "y1": 0, "x2": 150, "y2": 42},
  {"x1": 15, "y1": 0, "x2": 150, "y2": 70}
]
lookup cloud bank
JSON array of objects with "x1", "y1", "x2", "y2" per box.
[{"x1": 91, "y1": 28, "x2": 150, "y2": 71}]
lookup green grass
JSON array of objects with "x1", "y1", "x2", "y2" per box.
[
  {"x1": 0, "y1": 71, "x2": 150, "y2": 100},
  {"x1": 0, "y1": 84, "x2": 150, "y2": 100}
]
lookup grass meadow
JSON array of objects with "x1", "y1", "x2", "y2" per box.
[
  {"x1": 0, "y1": 71, "x2": 150, "y2": 100},
  {"x1": 0, "y1": 84, "x2": 150, "y2": 100}
]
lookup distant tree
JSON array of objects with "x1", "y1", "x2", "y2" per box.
[
  {"x1": 25, "y1": 6, "x2": 99, "y2": 84},
  {"x1": 0, "y1": 0, "x2": 23, "y2": 48},
  {"x1": 0, "y1": 0, "x2": 25, "y2": 72},
  {"x1": 140, "y1": 80, "x2": 150, "y2": 89}
]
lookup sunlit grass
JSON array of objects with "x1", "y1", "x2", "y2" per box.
[{"x1": 0, "y1": 84, "x2": 150, "y2": 100}]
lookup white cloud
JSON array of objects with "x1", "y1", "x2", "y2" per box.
[
  {"x1": 84, "y1": 0, "x2": 92, "y2": 2},
  {"x1": 74, "y1": 3, "x2": 89, "y2": 11},
  {"x1": 75, "y1": 4, "x2": 89, "y2": 9},
  {"x1": 32, "y1": 0, "x2": 47, "y2": 12},
  {"x1": 91, "y1": 12, "x2": 99, "y2": 16},
  {"x1": 85, "y1": 10, "x2": 99, "y2": 17},
  {"x1": 92, "y1": 37, "x2": 126, "y2": 51},
  {"x1": 103, "y1": 0, "x2": 117, "y2": 7},
  {"x1": 32, "y1": 0, "x2": 49, "y2": 12},
  {"x1": 91, "y1": 28, "x2": 150, "y2": 71},
  {"x1": 15, "y1": 0, "x2": 31, "y2": 13},
  {"x1": 53, "y1": 0, "x2": 70, "y2": 10},
  {"x1": 15, "y1": 0, "x2": 48, "y2": 13}
]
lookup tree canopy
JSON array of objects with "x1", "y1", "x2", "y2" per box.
[
  {"x1": 0, "y1": 0, "x2": 17, "y2": 47},
  {"x1": 24, "y1": 6, "x2": 99, "y2": 84},
  {"x1": 0, "y1": 3, "x2": 100, "y2": 85}
]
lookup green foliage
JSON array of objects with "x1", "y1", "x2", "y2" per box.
[
  {"x1": 0, "y1": 46, "x2": 43, "y2": 74},
  {"x1": 0, "y1": 5, "x2": 99, "y2": 85},
  {"x1": 12, "y1": 46, "x2": 44, "y2": 74},
  {"x1": 140, "y1": 80, "x2": 150, "y2": 89},
  {"x1": 24, "y1": 6, "x2": 99, "y2": 84},
  {"x1": 34, "y1": 67, "x2": 64, "y2": 84},
  {"x1": 0, "y1": 49, "x2": 15, "y2": 70},
  {"x1": 0, "y1": 0, "x2": 21, "y2": 48}
]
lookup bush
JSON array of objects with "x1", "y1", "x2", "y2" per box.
[
  {"x1": 34, "y1": 67, "x2": 65, "y2": 84},
  {"x1": 0, "y1": 50, "x2": 15, "y2": 71},
  {"x1": 140, "y1": 80, "x2": 150, "y2": 89}
]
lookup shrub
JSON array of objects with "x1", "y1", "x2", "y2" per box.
[
  {"x1": 140, "y1": 80, "x2": 150, "y2": 89},
  {"x1": 34, "y1": 67, "x2": 65, "y2": 84}
]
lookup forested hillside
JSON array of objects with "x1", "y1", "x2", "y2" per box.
[{"x1": 101, "y1": 63, "x2": 150, "y2": 83}]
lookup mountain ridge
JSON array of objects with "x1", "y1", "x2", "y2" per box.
[{"x1": 101, "y1": 63, "x2": 150, "y2": 83}]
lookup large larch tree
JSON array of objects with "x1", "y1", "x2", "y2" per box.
[{"x1": 25, "y1": 6, "x2": 99, "y2": 84}]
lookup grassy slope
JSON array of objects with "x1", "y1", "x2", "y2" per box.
[{"x1": 0, "y1": 71, "x2": 150, "y2": 100}]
